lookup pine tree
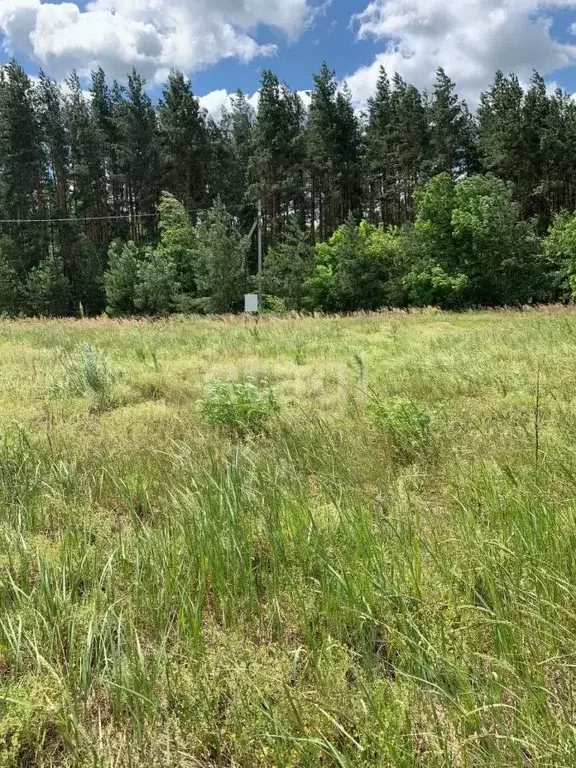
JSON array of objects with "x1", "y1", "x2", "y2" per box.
[
  {"x1": 478, "y1": 72, "x2": 525, "y2": 194},
  {"x1": 428, "y1": 68, "x2": 476, "y2": 177},
  {"x1": 205, "y1": 113, "x2": 235, "y2": 207},
  {"x1": 115, "y1": 70, "x2": 160, "y2": 242},
  {"x1": 263, "y1": 218, "x2": 314, "y2": 309},
  {"x1": 91, "y1": 67, "x2": 127, "y2": 242},
  {"x1": 157, "y1": 191, "x2": 197, "y2": 297},
  {"x1": 228, "y1": 91, "x2": 256, "y2": 231},
  {"x1": 307, "y1": 65, "x2": 363, "y2": 239},
  {"x1": 250, "y1": 70, "x2": 306, "y2": 238},
  {"x1": 208, "y1": 92, "x2": 259, "y2": 280},
  {"x1": 66, "y1": 70, "x2": 108, "y2": 256},
  {"x1": 37, "y1": 71, "x2": 81, "y2": 287},
  {"x1": 25, "y1": 255, "x2": 71, "y2": 316},
  {"x1": 37, "y1": 72, "x2": 70, "y2": 221},
  {"x1": 387, "y1": 74, "x2": 429, "y2": 224},
  {"x1": 195, "y1": 198, "x2": 249, "y2": 312},
  {"x1": 541, "y1": 88, "x2": 576, "y2": 218},
  {"x1": 158, "y1": 70, "x2": 207, "y2": 219},
  {"x1": 0, "y1": 60, "x2": 47, "y2": 268},
  {"x1": 105, "y1": 240, "x2": 140, "y2": 316},
  {"x1": 334, "y1": 83, "x2": 363, "y2": 222},
  {"x1": 365, "y1": 66, "x2": 392, "y2": 224},
  {"x1": 0, "y1": 55, "x2": 571, "y2": 316},
  {"x1": 308, "y1": 63, "x2": 339, "y2": 240},
  {"x1": 522, "y1": 71, "x2": 551, "y2": 224}
]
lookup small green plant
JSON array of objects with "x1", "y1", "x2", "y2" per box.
[
  {"x1": 367, "y1": 397, "x2": 431, "y2": 461},
  {"x1": 53, "y1": 343, "x2": 116, "y2": 411},
  {"x1": 201, "y1": 379, "x2": 279, "y2": 436}
]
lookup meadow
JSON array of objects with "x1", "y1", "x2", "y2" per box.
[{"x1": 1, "y1": 308, "x2": 576, "y2": 766}]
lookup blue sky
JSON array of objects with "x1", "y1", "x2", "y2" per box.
[
  {"x1": 190, "y1": 4, "x2": 376, "y2": 97},
  {"x1": 1, "y1": 0, "x2": 576, "y2": 115}
]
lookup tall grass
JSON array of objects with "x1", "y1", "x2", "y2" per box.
[
  {"x1": 51, "y1": 342, "x2": 116, "y2": 411},
  {"x1": 0, "y1": 308, "x2": 576, "y2": 765}
]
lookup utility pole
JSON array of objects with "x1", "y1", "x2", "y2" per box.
[
  {"x1": 257, "y1": 198, "x2": 263, "y2": 313},
  {"x1": 244, "y1": 200, "x2": 264, "y2": 316}
]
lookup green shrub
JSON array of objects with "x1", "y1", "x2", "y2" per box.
[
  {"x1": 543, "y1": 211, "x2": 576, "y2": 301},
  {"x1": 264, "y1": 295, "x2": 288, "y2": 315},
  {"x1": 53, "y1": 343, "x2": 116, "y2": 411},
  {"x1": 407, "y1": 173, "x2": 546, "y2": 307},
  {"x1": 134, "y1": 247, "x2": 179, "y2": 315},
  {"x1": 174, "y1": 295, "x2": 212, "y2": 314},
  {"x1": 367, "y1": 397, "x2": 431, "y2": 461},
  {"x1": 304, "y1": 218, "x2": 402, "y2": 312},
  {"x1": 201, "y1": 379, "x2": 279, "y2": 436},
  {"x1": 404, "y1": 261, "x2": 469, "y2": 309}
]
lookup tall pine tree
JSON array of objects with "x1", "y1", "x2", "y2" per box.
[
  {"x1": 365, "y1": 66, "x2": 392, "y2": 224},
  {"x1": 428, "y1": 67, "x2": 476, "y2": 177},
  {"x1": 387, "y1": 73, "x2": 429, "y2": 224},
  {"x1": 0, "y1": 60, "x2": 47, "y2": 269},
  {"x1": 250, "y1": 70, "x2": 306, "y2": 238},
  {"x1": 115, "y1": 70, "x2": 160, "y2": 242},
  {"x1": 158, "y1": 70, "x2": 207, "y2": 220}
]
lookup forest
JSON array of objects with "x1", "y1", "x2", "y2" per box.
[{"x1": 1, "y1": 59, "x2": 576, "y2": 315}]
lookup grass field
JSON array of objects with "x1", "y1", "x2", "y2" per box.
[{"x1": 2, "y1": 308, "x2": 576, "y2": 766}]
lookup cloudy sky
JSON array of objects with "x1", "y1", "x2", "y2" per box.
[{"x1": 1, "y1": 0, "x2": 576, "y2": 116}]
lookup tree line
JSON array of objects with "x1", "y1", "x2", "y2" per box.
[{"x1": 1, "y1": 58, "x2": 576, "y2": 315}]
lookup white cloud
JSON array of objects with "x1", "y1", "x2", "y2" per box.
[
  {"x1": 347, "y1": 0, "x2": 576, "y2": 109},
  {"x1": 297, "y1": 89, "x2": 313, "y2": 110},
  {"x1": 199, "y1": 89, "x2": 260, "y2": 120},
  {"x1": 198, "y1": 89, "x2": 233, "y2": 120},
  {"x1": 199, "y1": 87, "x2": 311, "y2": 120},
  {"x1": 0, "y1": 0, "x2": 314, "y2": 81}
]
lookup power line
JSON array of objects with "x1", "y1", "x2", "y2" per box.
[
  {"x1": 0, "y1": 202, "x2": 257, "y2": 225},
  {"x1": 0, "y1": 212, "x2": 160, "y2": 224}
]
